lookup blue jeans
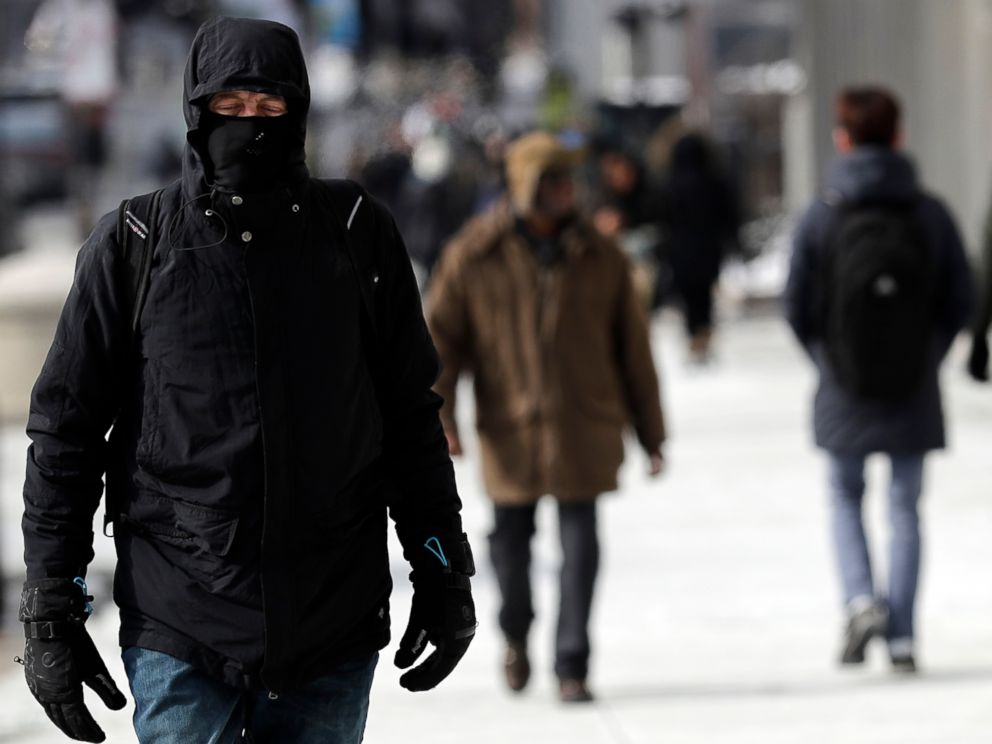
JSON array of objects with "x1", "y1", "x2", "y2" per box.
[
  {"x1": 122, "y1": 648, "x2": 377, "y2": 744},
  {"x1": 828, "y1": 452, "x2": 924, "y2": 645}
]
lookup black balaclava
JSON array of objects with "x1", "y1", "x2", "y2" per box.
[
  {"x1": 201, "y1": 111, "x2": 301, "y2": 194},
  {"x1": 182, "y1": 17, "x2": 310, "y2": 195}
]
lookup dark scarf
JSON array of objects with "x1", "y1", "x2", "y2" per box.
[
  {"x1": 201, "y1": 112, "x2": 304, "y2": 194},
  {"x1": 515, "y1": 215, "x2": 575, "y2": 268}
]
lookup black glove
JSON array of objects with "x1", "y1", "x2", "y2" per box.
[
  {"x1": 18, "y1": 578, "x2": 127, "y2": 743},
  {"x1": 968, "y1": 334, "x2": 989, "y2": 382},
  {"x1": 394, "y1": 535, "x2": 477, "y2": 692}
]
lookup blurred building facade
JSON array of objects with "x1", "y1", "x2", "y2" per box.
[
  {"x1": 787, "y1": 0, "x2": 992, "y2": 250},
  {"x1": 4, "y1": 0, "x2": 992, "y2": 243},
  {"x1": 546, "y1": 0, "x2": 992, "y2": 252}
]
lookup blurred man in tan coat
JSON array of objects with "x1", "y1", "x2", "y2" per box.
[{"x1": 427, "y1": 131, "x2": 666, "y2": 703}]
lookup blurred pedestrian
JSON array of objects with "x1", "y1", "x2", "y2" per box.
[
  {"x1": 427, "y1": 131, "x2": 666, "y2": 703},
  {"x1": 359, "y1": 105, "x2": 482, "y2": 294},
  {"x1": 591, "y1": 145, "x2": 665, "y2": 312},
  {"x1": 659, "y1": 132, "x2": 741, "y2": 364},
  {"x1": 19, "y1": 17, "x2": 475, "y2": 744},
  {"x1": 784, "y1": 86, "x2": 973, "y2": 673},
  {"x1": 27, "y1": 0, "x2": 119, "y2": 237},
  {"x1": 966, "y1": 201, "x2": 992, "y2": 381}
]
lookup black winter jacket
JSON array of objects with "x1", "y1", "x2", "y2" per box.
[
  {"x1": 784, "y1": 147, "x2": 974, "y2": 454},
  {"x1": 660, "y1": 134, "x2": 740, "y2": 290},
  {"x1": 972, "y1": 194, "x2": 992, "y2": 343},
  {"x1": 22, "y1": 17, "x2": 464, "y2": 693}
]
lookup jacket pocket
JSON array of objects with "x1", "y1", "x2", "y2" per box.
[
  {"x1": 121, "y1": 491, "x2": 238, "y2": 553},
  {"x1": 575, "y1": 390, "x2": 626, "y2": 425},
  {"x1": 474, "y1": 387, "x2": 536, "y2": 433},
  {"x1": 119, "y1": 491, "x2": 240, "y2": 590}
]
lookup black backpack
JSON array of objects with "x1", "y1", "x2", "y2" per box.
[{"x1": 819, "y1": 196, "x2": 935, "y2": 401}]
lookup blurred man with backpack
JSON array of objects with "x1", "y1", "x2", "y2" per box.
[{"x1": 784, "y1": 86, "x2": 973, "y2": 673}]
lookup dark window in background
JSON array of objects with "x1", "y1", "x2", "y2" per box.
[{"x1": 710, "y1": 18, "x2": 797, "y2": 218}]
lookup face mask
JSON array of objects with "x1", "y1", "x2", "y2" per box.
[{"x1": 202, "y1": 113, "x2": 297, "y2": 193}]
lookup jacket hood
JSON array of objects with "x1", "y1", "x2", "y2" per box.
[
  {"x1": 182, "y1": 17, "x2": 310, "y2": 194},
  {"x1": 825, "y1": 146, "x2": 919, "y2": 204},
  {"x1": 504, "y1": 131, "x2": 586, "y2": 215}
]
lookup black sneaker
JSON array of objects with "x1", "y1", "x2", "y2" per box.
[
  {"x1": 840, "y1": 600, "x2": 888, "y2": 665},
  {"x1": 890, "y1": 654, "x2": 917, "y2": 674},
  {"x1": 558, "y1": 678, "x2": 594, "y2": 704},
  {"x1": 503, "y1": 641, "x2": 530, "y2": 692}
]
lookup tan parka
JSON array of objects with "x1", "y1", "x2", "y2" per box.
[{"x1": 427, "y1": 202, "x2": 666, "y2": 505}]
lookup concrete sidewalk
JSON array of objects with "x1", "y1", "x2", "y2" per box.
[{"x1": 1, "y1": 311, "x2": 991, "y2": 743}]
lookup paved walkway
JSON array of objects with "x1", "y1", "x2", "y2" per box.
[{"x1": 1, "y1": 309, "x2": 990, "y2": 743}]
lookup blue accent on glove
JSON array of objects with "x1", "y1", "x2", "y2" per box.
[
  {"x1": 424, "y1": 537, "x2": 449, "y2": 568},
  {"x1": 73, "y1": 577, "x2": 94, "y2": 616}
]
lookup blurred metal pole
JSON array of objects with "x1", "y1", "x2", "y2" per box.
[{"x1": 682, "y1": 1, "x2": 710, "y2": 128}]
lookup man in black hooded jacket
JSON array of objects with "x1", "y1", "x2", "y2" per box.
[{"x1": 18, "y1": 17, "x2": 475, "y2": 744}]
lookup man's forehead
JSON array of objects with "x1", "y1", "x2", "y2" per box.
[{"x1": 210, "y1": 90, "x2": 285, "y2": 101}]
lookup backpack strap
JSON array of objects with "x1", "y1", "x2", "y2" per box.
[
  {"x1": 107, "y1": 187, "x2": 162, "y2": 537},
  {"x1": 116, "y1": 188, "x2": 164, "y2": 344},
  {"x1": 312, "y1": 178, "x2": 381, "y2": 344}
]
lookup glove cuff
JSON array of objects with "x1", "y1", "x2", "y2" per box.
[
  {"x1": 19, "y1": 578, "x2": 90, "y2": 625},
  {"x1": 445, "y1": 537, "x2": 475, "y2": 576},
  {"x1": 409, "y1": 534, "x2": 475, "y2": 576},
  {"x1": 24, "y1": 619, "x2": 81, "y2": 639}
]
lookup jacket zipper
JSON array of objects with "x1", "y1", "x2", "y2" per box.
[{"x1": 245, "y1": 245, "x2": 274, "y2": 692}]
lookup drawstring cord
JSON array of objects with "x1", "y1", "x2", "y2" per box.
[{"x1": 168, "y1": 190, "x2": 230, "y2": 252}]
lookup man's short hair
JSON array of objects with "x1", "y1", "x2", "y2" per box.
[{"x1": 835, "y1": 86, "x2": 901, "y2": 147}]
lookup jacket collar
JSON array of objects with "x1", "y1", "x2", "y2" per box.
[
  {"x1": 825, "y1": 146, "x2": 919, "y2": 205},
  {"x1": 462, "y1": 200, "x2": 598, "y2": 261}
]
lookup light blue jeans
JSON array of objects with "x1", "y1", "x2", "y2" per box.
[
  {"x1": 828, "y1": 452, "x2": 925, "y2": 646},
  {"x1": 122, "y1": 647, "x2": 377, "y2": 744}
]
